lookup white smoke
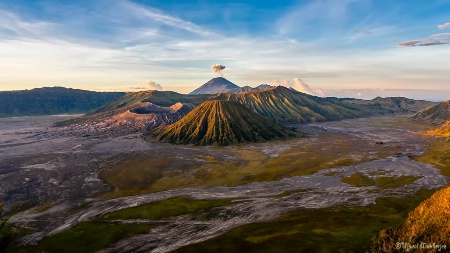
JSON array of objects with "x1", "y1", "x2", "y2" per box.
[
  {"x1": 272, "y1": 78, "x2": 325, "y2": 97},
  {"x1": 211, "y1": 64, "x2": 226, "y2": 77},
  {"x1": 140, "y1": 80, "x2": 163, "y2": 91}
]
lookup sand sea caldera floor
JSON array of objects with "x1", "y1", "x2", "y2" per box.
[{"x1": 0, "y1": 115, "x2": 447, "y2": 252}]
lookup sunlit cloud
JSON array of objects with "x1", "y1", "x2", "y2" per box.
[{"x1": 437, "y1": 22, "x2": 450, "y2": 29}]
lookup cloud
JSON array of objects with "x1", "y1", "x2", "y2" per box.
[
  {"x1": 437, "y1": 22, "x2": 450, "y2": 29},
  {"x1": 99, "y1": 80, "x2": 163, "y2": 92},
  {"x1": 398, "y1": 38, "x2": 450, "y2": 47},
  {"x1": 272, "y1": 78, "x2": 325, "y2": 97},
  {"x1": 120, "y1": 1, "x2": 216, "y2": 37},
  {"x1": 431, "y1": 33, "x2": 450, "y2": 37},
  {"x1": 138, "y1": 80, "x2": 163, "y2": 91},
  {"x1": 276, "y1": 0, "x2": 360, "y2": 35}
]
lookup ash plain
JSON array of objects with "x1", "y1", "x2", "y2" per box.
[{"x1": 0, "y1": 115, "x2": 447, "y2": 252}]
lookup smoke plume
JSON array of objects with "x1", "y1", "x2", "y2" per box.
[
  {"x1": 272, "y1": 78, "x2": 324, "y2": 97},
  {"x1": 211, "y1": 64, "x2": 226, "y2": 77},
  {"x1": 140, "y1": 80, "x2": 163, "y2": 91}
]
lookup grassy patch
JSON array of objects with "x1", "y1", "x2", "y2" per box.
[
  {"x1": 99, "y1": 117, "x2": 418, "y2": 197},
  {"x1": 174, "y1": 189, "x2": 437, "y2": 253},
  {"x1": 414, "y1": 140, "x2": 450, "y2": 177},
  {"x1": 99, "y1": 153, "x2": 176, "y2": 198},
  {"x1": 342, "y1": 172, "x2": 376, "y2": 186},
  {"x1": 14, "y1": 221, "x2": 156, "y2": 253},
  {"x1": 99, "y1": 197, "x2": 232, "y2": 221},
  {"x1": 375, "y1": 176, "x2": 420, "y2": 189}
]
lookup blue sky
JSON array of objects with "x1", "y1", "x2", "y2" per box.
[{"x1": 0, "y1": 0, "x2": 449, "y2": 100}]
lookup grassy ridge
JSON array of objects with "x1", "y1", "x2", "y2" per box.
[
  {"x1": 371, "y1": 186, "x2": 450, "y2": 252},
  {"x1": 150, "y1": 100, "x2": 297, "y2": 145},
  {"x1": 410, "y1": 100, "x2": 450, "y2": 125},
  {"x1": 214, "y1": 86, "x2": 372, "y2": 124},
  {"x1": 428, "y1": 119, "x2": 450, "y2": 138}
]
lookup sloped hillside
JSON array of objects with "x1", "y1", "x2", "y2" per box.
[
  {"x1": 410, "y1": 100, "x2": 450, "y2": 125},
  {"x1": 149, "y1": 100, "x2": 297, "y2": 145},
  {"x1": 427, "y1": 120, "x2": 450, "y2": 138},
  {"x1": 55, "y1": 90, "x2": 211, "y2": 128},
  {"x1": 343, "y1": 97, "x2": 436, "y2": 114},
  {"x1": 371, "y1": 186, "x2": 450, "y2": 252},
  {"x1": 213, "y1": 86, "x2": 371, "y2": 124}
]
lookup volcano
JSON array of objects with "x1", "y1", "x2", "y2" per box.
[
  {"x1": 189, "y1": 77, "x2": 240, "y2": 95},
  {"x1": 148, "y1": 100, "x2": 297, "y2": 145}
]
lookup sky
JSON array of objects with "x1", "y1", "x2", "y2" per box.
[{"x1": 0, "y1": 0, "x2": 449, "y2": 100}]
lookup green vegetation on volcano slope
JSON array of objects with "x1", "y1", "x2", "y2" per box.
[
  {"x1": 174, "y1": 189, "x2": 437, "y2": 253},
  {"x1": 410, "y1": 100, "x2": 450, "y2": 125},
  {"x1": 149, "y1": 100, "x2": 297, "y2": 145},
  {"x1": 213, "y1": 87, "x2": 434, "y2": 124},
  {"x1": 0, "y1": 87, "x2": 124, "y2": 118},
  {"x1": 371, "y1": 186, "x2": 450, "y2": 253},
  {"x1": 214, "y1": 86, "x2": 371, "y2": 124}
]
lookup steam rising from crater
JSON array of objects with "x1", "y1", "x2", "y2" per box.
[{"x1": 211, "y1": 64, "x2": 226, "y2": 77}]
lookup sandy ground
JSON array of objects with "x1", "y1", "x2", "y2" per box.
[{"x1": 1, "y1": 115, "x2": 448, "y2": 252}]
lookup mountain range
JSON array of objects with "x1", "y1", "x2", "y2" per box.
[
  {"x1": 0, "y1": 87, "x2": 124, "y2": 117},
  {"x1": 51, "y1": 78, "x2": 438, "y2": 143},
  {"x1": 1, "y1": 77, "x2": 439, "y2": 144}
]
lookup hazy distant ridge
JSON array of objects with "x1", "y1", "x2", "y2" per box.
[{"x1": 0, "y1": 87, "x2": 124, "y2": 117}]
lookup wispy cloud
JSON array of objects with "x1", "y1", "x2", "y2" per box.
[
  {"x1": 276, "y1": 0, "x2": 361, "y2": 35},
  {"x1": 437, "y1": 22, "x2": 450, "y2": 29},
  {"x1": 398, "y1": 38, "x2": 450, "y2": 47},
  {"x1": 0, "y1": 10, "x2": 55, "y2": 39},
  {"x1": 118, "y1": 1, "x2": 217, "y2": 37}
]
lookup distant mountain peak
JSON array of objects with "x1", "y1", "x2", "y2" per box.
[{"x1": 189, "y1": 77, "x2": 239, "y2": 95}]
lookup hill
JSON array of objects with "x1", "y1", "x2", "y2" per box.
[
  {"x1": 213, "y1": 86, "x2": 373, "y2": 124},
  {"x1": 371, "y1": 186, "x2": 450, "y2": 252},
  {"x1": 189, "y1": 77, "x2": 240, "y2": 95},
  {"x1": 148, "y1": 100, "x2": 297, "y2": 145},
  {"x1": 0, "y1": 87, "x2": 124, "y2": 117},
  {"x1": 427, "y1": 120, "x2": 450, "y2": 138},
  {"x1": 343, "y1": 97, "x2": 436, "y2": 114},
  {"x1": 410, "y1": 100, "x2": 450, "y2": 125}
]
